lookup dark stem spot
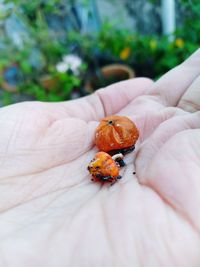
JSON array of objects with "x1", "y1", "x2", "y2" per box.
[{"x1": 115, "y1": 158, "x2": 126, "y2": 167}]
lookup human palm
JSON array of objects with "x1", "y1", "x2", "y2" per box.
[{"x1": 0, "y1": 50, "x2": 200, "y2": 267}]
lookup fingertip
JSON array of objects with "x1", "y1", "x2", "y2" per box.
[
  {"x1": 48, "y1": 77, "x2": 153, "y2": 122},
  {"x1": 96, "y1": 77, "x2": 153, "y2": 117}
]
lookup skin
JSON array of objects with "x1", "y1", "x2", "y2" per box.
[{"x1": 0, "y1": 49, "x2": 200, "y2": 266}]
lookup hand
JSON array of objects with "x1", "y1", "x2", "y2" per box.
[{"x1": 0, "y1": 49, "x2": 200, "y2": 267}]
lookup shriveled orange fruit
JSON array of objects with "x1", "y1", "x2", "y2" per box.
[
  {"x1": 87, "y1": 151, "x2": 121, "y2": 183},
  {"x1": 95, "y1": 115, "x2": 139, "y2": 153}
]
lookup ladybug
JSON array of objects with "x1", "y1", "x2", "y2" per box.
[
  {"x1": 95, "y1": 115, "x2": 139, "y2": 155},
  {"x1": 87, "y1": 152, "x2": 124, "y2": 184}
]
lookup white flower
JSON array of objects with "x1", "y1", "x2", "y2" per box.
[
  {"x1": 62, "y1": 54, "x2": 82, "y2": 75},
  {"x1": 56, "y1": 54, "x2": 82, "y2": 75},
  {"x1": 56, "y1": 62, "x2": 68, "y2": 73}
]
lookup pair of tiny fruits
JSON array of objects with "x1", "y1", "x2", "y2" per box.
[{"x1": 87, "y1": 115, "x2": 139, "y2": 185}]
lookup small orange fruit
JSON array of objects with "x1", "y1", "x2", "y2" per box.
[
  {"x1": 95, "y1": 115, "x2": 139, "y2": 153},
  {"x1": 87, "y1": 151, "x2": 122, "y2": 184}
]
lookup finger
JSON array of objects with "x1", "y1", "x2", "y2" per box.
[
  {"x1": 136, "y1": 111, "x2": 200, "y2": 180},
  {"x1": 127, "y1": 107, "x2": 186, "y2": 142},
  {"x1": 48, "y1": 78, "x2": 153, "y2": 121},
  {"x1": 136, "y1": 112, "x2": 200, "y2": 232},
  {"x1": 140, "y1": 129, "x2": 200, "y2": 233},
  {"x1": 177, "y1": 75, "x2": 200, "y2": 112},
  {"x1": 113, "y1": 49, "x2": 200, "y2": 133},
  {"x1": 148, "y1": 49, "x2": 200, "y2": 107}
]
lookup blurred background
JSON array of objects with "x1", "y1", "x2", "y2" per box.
[{"x1": 0, "y1": 0, "x2": 199, "y2": 106}]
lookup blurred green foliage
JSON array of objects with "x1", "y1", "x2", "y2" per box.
[
  {"x1": 0, "y1": 0, "x2": 84, "y2": 103},
  {"x1": 69, "y1": 20, "x2": 198, "y2": 79},
  {"x1": 178, "y1": 0, "x2": 200, "y2": 44},
  {"x1": 0, "y1": 0, "x2": 200, "y2": 105}
]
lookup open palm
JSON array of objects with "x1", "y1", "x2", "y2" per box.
[{"x1": 0, "y1": 50, "x2": 200, "y2": 267}]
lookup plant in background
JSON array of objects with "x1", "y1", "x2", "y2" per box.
[
  {"x1": 56, "y1": 54, "x2": 83, "y2": 75},
  {"x1": 21, "y1": 71, "x2": 81, "y2": 102},
  {"x1": 0, "y1": 0, "x2": 200, "y2": 106},
  {"x1": 0, "y1": 0, "x2": 88, "y2": 104},
  {"x1": 178, "y1": 0, "x2": 200, "y2": 44},
  {"x1": 68, "y1": 14, "x2": 199, "y2": 82},
  {"x1": 17, "y1": 51, "x2": 84, "y2": 102}
]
